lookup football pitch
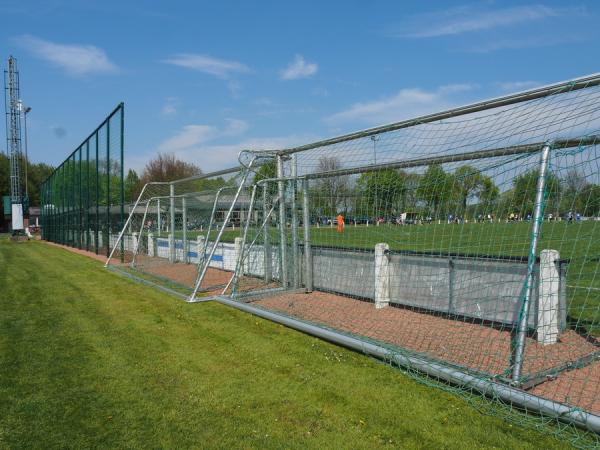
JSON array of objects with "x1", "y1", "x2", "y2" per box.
[{"x1": 0, "y1": 238, "x2": 570, "y2": 449}]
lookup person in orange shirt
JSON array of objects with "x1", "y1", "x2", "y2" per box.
[{"x1": 336, "y1": 213, "x2": 344, "y2": 233}]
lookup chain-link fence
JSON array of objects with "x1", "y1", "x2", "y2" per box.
[
  {"x1": 41, "y1": 103, "x2": 124, "y2": 258},
  {"x1": 109, "y1": 75, "x2": 600, "y2": 446}
]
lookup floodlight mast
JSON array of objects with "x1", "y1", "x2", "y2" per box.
[{"x1": 4, "y1": 55, "x2": 24, "y2": 231}]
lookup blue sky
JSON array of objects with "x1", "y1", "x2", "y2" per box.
[{"x1": 1, "y1": 0, "x2": 598, "y2": 173}]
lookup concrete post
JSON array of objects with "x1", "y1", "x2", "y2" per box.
[
  {"x1": 168, "y1": 234, "x2": 175, "y2": 262},
  {"x1": 132, "y1": 232, "x2": 138, "y2": 255},
  {"x1": 148, "y1": 232, "x2": 155, "y2": 257},
  {"x1": 538, "y1": 249, "x2": 560, "y2": 344},
  {"x1": 234, "y1": 237, "x2": 246, "y2": 275},
  {"x1": 374, "y1": 243, "x2": 390, "y2": 309},
  {"x1": 98, "y1": 231, "x2": 103, "y2": 248}
]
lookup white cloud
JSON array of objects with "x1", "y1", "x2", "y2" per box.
[
  {"x1": 157, "y1": 119, "x2": 248, "y2": 153},
  {"x1": 327, "y1": 84, "x2": 477, "y2": 126},
  {"x1": 151, "y1": 118, "x2": 311, "y2": 172},
  {"x1": 496, "y1": 81, "x2": 540, "y2": 92},
  {"x1": 162, "y1": 97, "x2": 178, "y2": 116},
  {"x1": 393, "y1": 4, "x2": 578, "y2": 38},
  {"x1": 280, "y1": 54, "x2": 318, "y2": 80},
  {"x1": 163, "y1": 53, "x2": 251, "y2": 78},
  {"x1": 18, "y1": 35, "x2": 118, "y2": 76}
]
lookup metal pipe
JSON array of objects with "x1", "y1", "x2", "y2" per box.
[
  {"x1": 157, "y1": 198, "x2": 161, "y2": 237},
  {"x1": 198, "y1": 186, "x2": 237, "y2": 270},
  {"x1": 299, "y1": 136, "x2": 599, "y2": 180},
  {"x1": 291, "y1": 155, "x2": 299, "y2": 288},
  {"x1": 263, "y1": 185, "x2": 272, "y2": 282},
  {"x1": 131, "y1": 199, "x2": 151, "y2": 268},
  {"x1": 169, "y1": 183, "x2": 176, "y2": 262},
  {"x1": 302, "y1": 179, "x2": 313, "y2": 292},
  {"x1": 170, "y1": 166, "x2": 240, "y2": 185},
  {"x1": 274, "y1": 74, "x2": 600, "y2": 156},
  {"x1": 223, "y1": 184, "x2": 257, "y2": 295},
  {"x1": 182, "y1": 196, "x2": 188, "y2": 263},
  {"x1": 210, "y1": 295, "x2": 600, "y2": 434},
  {"x1": 105, "y1": 183, "x2": 151, "y2": 266},
  {"x1": 277, "y1": 155, "x2": 288, "y2": 288},
  {"x1": 189, "y1": 164, "x2": 254, "y2": 301},
  {"x1": 512, "y1": 143, "x2": 552, "y2": 383}
]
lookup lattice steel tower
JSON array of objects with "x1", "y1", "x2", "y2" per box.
[{"x1": 4, "y1": 56, "x2": 24, "y2": 228}]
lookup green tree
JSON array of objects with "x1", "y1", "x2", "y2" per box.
[
  {"x1": 579, "y1": 184, "x2": 600, "y2": 217},
  {"x1": 124, "y1": 169, "x2": 141, "y2": 203},
  {"x1": 253, "y1": 159, "x2": 277, "y2": 197},
  {"x1": 511, "y1": 169, "x2": 561, "y2": 216},
  {"x1": 416, "y1": 164, "x2": 454, "y2": 218},
  {"x1": 357, "y1": 169, "x2": 405, "y2": 217}
]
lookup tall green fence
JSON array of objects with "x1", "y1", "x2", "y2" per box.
[{"x1": 41, "y1": 103, "x2": 124, "y2": 258}]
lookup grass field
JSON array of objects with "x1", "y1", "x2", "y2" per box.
[{"x1": 0, "y1": 238, "x2": 573, "y2": 449}]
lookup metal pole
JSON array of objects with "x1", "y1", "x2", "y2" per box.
[
  {"x1": 277, "y1": 155, "x2": 288, "y2": 288},
  {"x1": 23, "y1": 108, "x2": 29, "y2": 200},
  {"x1": 189, "y1": 165, "x2": 253, "y2": 301},
  {"x1": 105, "y1": 183, "x2": 150, "y2": 266},
  {"x1": 224, "y1": 184, "x2": 257, "y2": 295},
  {"x1": 157, "y1": 198, "x2": 161, "y2": 237},
  {"x1": 86, "y1": 141, "x2": 90, "y2": 251},
  {"x1": 512, "y1": 143, "x2": 551, "y2": 383},
  {"x1": 291, "y1": 155, "x2": 299, "y2": 288},
  {"x1": 211, "y1": 294, "x2": 600, "y2": 435},
  {"x1": 95, "y1": 132, "x2": 99, "y2": 254},
  {"x1": 169, "y1": 183, "x2": 176, "y2": 262},
  {"x1": 120, "y1": 104, "x2": 125, "y2": 263},
  {"x1": 182, "y1": 196, "x2": 188, "y2": 263},
  {"x1": 302, "y1": 178, "x2": 313, "y2": 292},
  {"x1": 106, "y1": 120, "x2": 110, "y2": 257},
  {"x1": 263, "y1": 185, "x2": 272, "y2": 282}
]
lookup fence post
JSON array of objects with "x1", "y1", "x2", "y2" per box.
[
  {"x1": 157, "y1": 198, "x2": 162, "y2": 237},
  {"x1": 234, "y1": 237, "x2": 243, "y2": 275},
  {"x1": 291, "y1": 155, "x2": 299, "y2": 288},
  {"x1": 169, "y1": 184, "x2": 175, "y2": 263},
  {"x1": 182, "y1": 196, "x2": 188, "y2": 263},
  {"x1": 374, "y1": 243, "x2": 390, "y2": 309},
  {"x1": 302, "y1": 178, "x2": 313, "y2": 292},
  {"x1": 538, "y1": 249, "x2": 560, "y2": 345},
  {"x1": 277, "y1": 155, "x2": 288, "y2": 288},
  {"x1": 132, "y1": 232, "x2": 138, "y2": 256},
  {"x1": 148, "y1": 232, "x2": 155, "y2": 257},
  {"x1": 512, "y1": 143, "x2": 551, "y2": 383},
  {"x1": 263, "y1": 185, "x2": 272, "y2": 282},
  {"x1": 196, "y1": 234, "x2": 205, "y2": 264}
]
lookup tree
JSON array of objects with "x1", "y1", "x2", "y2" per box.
[
  {"x1": 140, "y1": 152, "x2": 202, "y2": 183},
  {"x1": 560, "y1": 168, "x2": 588, "y2": 213},
  {"x1": 416, "y1": 164, "x2": 454, "y2": 217},
  {"x1": 253, "y1": 159, "x2": 277, "y2": 197},
  {"x1": 357, "y1": 169, "x2": 405, "y2": 217},
  {"x1": 124, "y1": 169, "x2": 141, "y2": 202},
  {"x1": 511, "y1": 169, "x2": 561, "y2": 215},
  {"x1": 479, "y1": 176, "x2": 500, "y2": 211},
  {"x1": 314, "y1": 156, "x2": 348, "y2": 215},
  {"x1": 579, "y1": 184, "x2": 600, "y2": 217}
]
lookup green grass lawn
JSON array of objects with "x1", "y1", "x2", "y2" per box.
[{"x1": 0, "y1": 238, "x2": 573, "y2": 449}]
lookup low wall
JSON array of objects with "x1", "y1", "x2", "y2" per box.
[{"x1": 135, "y1": 233, "x2": 567, "y2": 342}]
